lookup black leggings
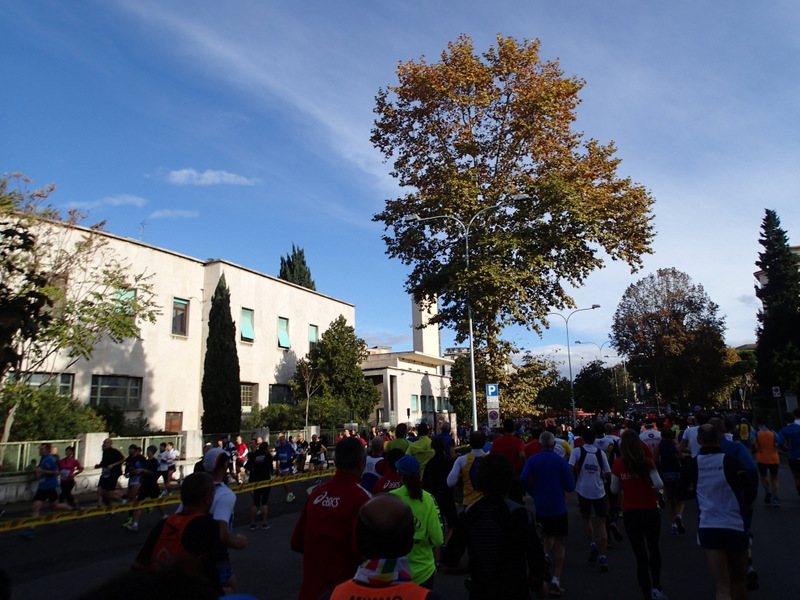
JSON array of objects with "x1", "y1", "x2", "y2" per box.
[
  {"x1": 59, "y1": 480, "x2": 76, "y2": 504},
  {"x1": 623, "y1": 508, "x2": 662, "y2": 600}
]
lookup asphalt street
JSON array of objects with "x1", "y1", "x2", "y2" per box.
[{"x1": 1, "y1": 462, "x2": 797, "y2": 599}]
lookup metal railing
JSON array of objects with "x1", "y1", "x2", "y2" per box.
[{"x1": 0, "y1": 434, "x2": 183, "y2": 476}]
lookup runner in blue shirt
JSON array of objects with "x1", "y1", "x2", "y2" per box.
[
  {"x1": 21, "y1": 443, "x2": 71, "y2": 539},
  {"x1": 274, "y1": 435, "x2": 297, "y2": 502},
  {"x1": 778, "y1": 408, "x2": 800, "y2": 500}
]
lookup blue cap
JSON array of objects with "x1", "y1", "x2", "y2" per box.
[{"x1": 395, "y1": 454, "x2": 420, "y2": 478}]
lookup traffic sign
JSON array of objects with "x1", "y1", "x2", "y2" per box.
[
  {"x1": 488, "y1": 409, "x2": 500, "y2": 428},
  {"x1": 486, "y1": 384, "x2": 499, "y2": 396}
]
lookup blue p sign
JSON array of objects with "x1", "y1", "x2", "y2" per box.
[{"x1": 486, "y1": 384, "x2": 499, "y2": 396}]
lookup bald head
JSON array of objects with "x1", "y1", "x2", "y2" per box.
[
  {"x1": 370, "y1": 436, "x2": 384, "y2": 455},
  {"x1": 356, "y1": 495, "x2": 414, "y2": 559}
]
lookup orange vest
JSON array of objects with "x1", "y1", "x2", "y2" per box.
[
  {"x1": 329, "y1": 580, "x2": 429, "y2": 600},
  {"x1": 755, "y1": 429, "x2": 779, "y2": 464},
  {"x1": 152, "y1": 512, "x2": 203, "y2": 566}
]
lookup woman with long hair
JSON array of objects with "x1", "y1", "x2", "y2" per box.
[
  {"x1": 389, "y1": 454, "x2": 444, "y2": 589},
  {"x1": 610, "y1": 429, "x2": 667, "y2": 600}
]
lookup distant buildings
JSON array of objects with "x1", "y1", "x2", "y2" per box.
[{"x1": 14, "y1": 225, "x2": 453, "y2": 431}]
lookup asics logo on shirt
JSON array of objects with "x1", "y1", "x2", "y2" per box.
[{"x1": 313, "y1": 491, "x2": 340, "y2": 507}]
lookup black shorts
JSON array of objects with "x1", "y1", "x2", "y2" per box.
[
  {"x1": 537, "y1": 513, "x2": 569, "y2": 537},
  {"x1": 253, "y1": 485, "x2": 271, "y2": 507},
  {"x1": 577, "y1": 494, "x2": 608, "y2": 518},
  {"x1": 757, "y1": 463, "x2": 778, "y2": 476},
  {"x1": 99, "y1": 475, "x2": 120, "y2": 491},
  {"x1": 33, "y1": 488, "x2": 58, "y2": 503},
  {"x1": 698, "y1": 527, "x2": 749, "y2": 553}
]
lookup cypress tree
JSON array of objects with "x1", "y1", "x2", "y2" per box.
[
  {"x1": 755, "y1": 209, "x2": 800, "y2": 400},
  {"x1": 201, "y1": 274, "x2": 241, "y2": 434},
  {"x1": 278, "y1": 243, "x2": 316, "y2": 290}
]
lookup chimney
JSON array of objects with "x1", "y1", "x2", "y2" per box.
[{"x1": 412, "y1": 296, "x2": 441, "y2": 357}]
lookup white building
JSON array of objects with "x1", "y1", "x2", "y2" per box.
[
  {"x1": 27, "y1": 227, "x2": 355, "y2": 432},
  {"x1": 362, "y1": 299, "x2": 454, "y2": 430}
]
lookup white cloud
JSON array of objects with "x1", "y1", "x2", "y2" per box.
[
  {"x1": 68, "y1": 194, "x2": 147, "y2": 209},
  {"x1": 166, "y1": 168, "x2": 258, "y2": 186},
  {"x1": 149, "y1": 209, "x2": 199, "y2": 219}
]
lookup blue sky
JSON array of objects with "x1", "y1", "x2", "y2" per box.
[{"x1": 3, "y1": 1, "x2": 799, "y2": 376}]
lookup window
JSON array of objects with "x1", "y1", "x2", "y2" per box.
[
  {"x1": 437, "y1": 396, "x2": 444, "y2": 411},
  {"x1": 12, "y1": 372, "x2": 74, "y2": 396},
  {"x1": 309, "y1": 324, "x2": 318, "y2": 350},
  {"x1": 241, "y1": 383, "x2": 255, "y2": 408},
  {"x1": 165, "y1": 412, "x2": 183, "y2": 432},
  {"x1": 277, "y1": 317, "x2": 291, "y2": 349},
  {"x1": 90, "y1": 375, "x2": 142, "y2": 410},
  {"x1": 269, "y1": 384, "x2": 292, "y2": 405},
  {"x1": 115, "y1": 288, "x2": 136, "y2": 315},
  {"x1": 411, "y1": 394, "x2": 418, "y2": 411},
  {"x1": 240, "y1": 308, "x2": 255, "y2": 342},
  {"x1": 172, "y1": 298, "x2": 189, "y2": 336}
]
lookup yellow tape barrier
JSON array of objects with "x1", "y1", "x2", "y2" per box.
[{"x1": 0, "y1": 470, "x2": 331, "y2": 533}]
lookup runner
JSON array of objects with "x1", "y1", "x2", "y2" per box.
[
  {"x1": 246, "y1": 441, "x2": 273, "y2": 530},
  {"x1": 611, "y1": 429, "x2": 668, "y2": 600},
  {"x1": 778, "y1": 408, "x2": 800, "y2": 500},
  {"x1": 21, "y1": 443, "x2": 71, "y2": 539},
  {"x1": 273, "y1": 435, "x2": 297, "y2": 502},
  {"x1": 95, "y1": 438, "x2": 125, "y2": 510},
  {"x1": 751, "y1": 416, "x2": 781, "y2": 506},
  {"x1": 307, "y1": 433, "x2": 327, "y2": 473},
  {"x1": 127, "y1": 445, "x2": 166, "y2": 532},
  {"x1": 122, "y1": 445, "x2": 146, "y2": 528},
  {"x1": 57, "y1": 445, "x2": 83, "y2": 508},
  {"x1": 521, "y1": 431, "x2": 575, "y2": 597},
  {"x1": 569, "y1": 426, "x2": 611, "y2": 573},
  {"x1": 679, "y1": 424, "x2": 756, "y2": 600},
  {"x1": 291, "y1": 437, "x2": 370, "y2": 600},
  {"x1": 389, "y1": 455, "x2": 445, "y2": 588}
]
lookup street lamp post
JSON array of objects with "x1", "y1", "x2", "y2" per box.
[
  {"x1": 548, "y1": 305, "x2": 600, "y2": 425},
  {"x1": 406, "y1": 194, "x2": 530, "y2": 432}
]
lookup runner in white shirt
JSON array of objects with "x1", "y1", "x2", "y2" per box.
[{"x1": 569, "y1": 427, "x2": 611, "y2": 572}]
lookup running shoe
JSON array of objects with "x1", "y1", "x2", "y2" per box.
[
  {"x1": 262, "y1": 522, "x2": 271, "y2": 530},
  {"x1": 652, "y1": 588, "x2": 669, "y2": 600},
  {"x1": 548, "y1": 582, "x2": 565, "y2": 597},
  {"x1": 599, "y1": 556, "x2": 609, "y2": 572},
  {"x1": 126, "y1": 522, "x2": 139, "y2": 532},
  {"x1": 669, "y1": 524, "x2": 678, "y2": 535},
  {"x1": 675, "y1": 515, "x2": 686, "y2": 534},
  {"x1": 286, "y1": 492, "x2": 295, "y2": 503},
  {"x1": 746, "y1": 566, "x2": 759, "y2": 590},
  {"x1": 121, "y1": 517, "x2": 133, "y2": 528},
  {"x1": 250, "y1": 524, "x2": 257, "y2": 531},
  {"x1": 772, "y1": 496, "x2": 781, "y2": 507},
  {"x1": 588, "y1": 545, "x2": 599, "y2": 562}
]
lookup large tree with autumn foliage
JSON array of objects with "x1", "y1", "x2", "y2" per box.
[{"x1": 372, "y1": 35, "x2": 655, "y2": 371}]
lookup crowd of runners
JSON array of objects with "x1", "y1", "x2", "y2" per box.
[{"x1": 8, "y1": 406, "x2": 800, "y2": 599}]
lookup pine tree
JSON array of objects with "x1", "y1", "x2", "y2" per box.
[
  {"x1": 755, "y1": 210, "x2": 800, "y2": 400},
  {"x1": 278, "y1": 243, "x2": 316, "y2": 290},
  {"x1": 201, "y1": 274, "x2": 241, "y2": 434}
]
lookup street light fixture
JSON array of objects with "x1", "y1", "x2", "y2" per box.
[
  {"x1": 406, "y1": 193, "x2": 532, "y2": 432},
  {"x1": 548, "y1": 305, "x2": 600, "y2": 425}
]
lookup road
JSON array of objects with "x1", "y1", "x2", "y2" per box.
[{"x1": 1, "y1": 463, "x2": 797, "y2": 599}]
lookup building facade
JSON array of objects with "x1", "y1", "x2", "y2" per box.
[
  {"x1": 23, "y1": 227, "x2": 355, "y2": 432},
  {"x1": 362, "y1": 299, "x2": 454, "y2": 430}
]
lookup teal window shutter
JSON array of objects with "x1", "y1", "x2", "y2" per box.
[
  {"x1": 241, "y1": 308, "x2": 255, "y2": 342},
  {"x1": 278, "y1": 317, "x2": 291, "y2": 348}
]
